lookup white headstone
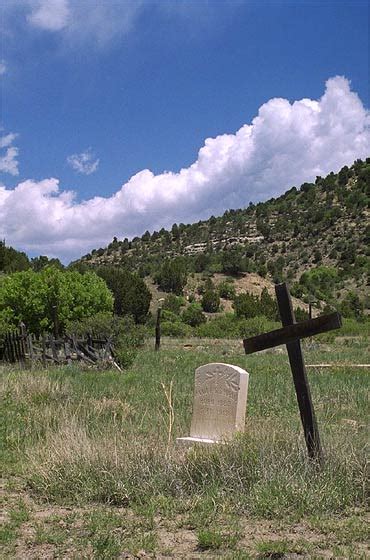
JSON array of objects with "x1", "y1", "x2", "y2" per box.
[{"x1": 177, "y1": 363, "x2": 249, "y2": 445}]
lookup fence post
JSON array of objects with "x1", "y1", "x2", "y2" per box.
[
  {"x1": 50, "y1": 335, "x2": 58, "y2": 363},
  {"x1": 19, "y1": 322, "x2": 27, "y2": 365},
  {"x1": 155, "y1": 303, "x2": 163, "y2": 352},
  {"x1": 28, "y1": 334, "x2": 34, "y2": 368},
  {"x1": 10, "y1": 331, "x2": 16, "y2": 362}
]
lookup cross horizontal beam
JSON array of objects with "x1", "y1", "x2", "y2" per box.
[{"x1": 243, "y1": 312, "x2": 341, "y2": 354}]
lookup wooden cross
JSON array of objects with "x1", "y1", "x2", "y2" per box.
[{"x1": 243, "y1": 283, "x2": 342, "y2": 463}]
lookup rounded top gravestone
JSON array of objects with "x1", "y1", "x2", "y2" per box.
[{"x1": 177, "y1": 363, "x2": 249, "y2": 445}]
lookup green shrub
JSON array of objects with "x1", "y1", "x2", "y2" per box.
[
  {"x1": 163, "y1": 294, "x2": 185, "y2": 314},
  {"x1": 260, "y1": 287, "x2": 279, "y2": 320},
  {"x1": 182, "y1": 303, "x2": 206, "y2": 327},
  {"x1": 201, "y1": 290, "x2": 220, "y2": 313},
  {"x1": 195, "y1": 313, "x2": 281, "y2": 339},
  {"x1": 66, "y1": 313, "x2": 144, "y2": 369},
  {"x1": 294, "y1": 307, "x2": 309, "y2": 322},
  {"x1": 221, "y1": 247, "x2": 244, "y2": 275},
  {"x1": 339, "y1": 291, "x2": 364, "y2": 319},
  {"x1": 155, "y1": 258, "x2": 187, "y2": 295},
  {"x1": 161, "y1": 310, "x2": 181, "y2": 323},
  {"x1": 299, "y1": 266, "x2": 339, "y2": 301},
  {"x1": 195, "y1": 314, "x2": 241, "y2": 338},
  {"x1": 340, "y1": 318, "x2": 369, "y2": 336},
  {"x1": 114, "y1": 317, "x2": 145, "y2": 368},
  {"x1": 160, "y1": 321, "x2": 192, "y2": 337},
  {"x1": 238, "y1": 316, "x2": 280, "y2": 338},
  {"x1": 218, "y1": 281, "x2": 236, "y2": 300},
  {"x1": 66, "y1": 312, "x2": 120, "y2": 338},
  {"x1": 233, "y1": 293, "x2": 260, "y2": 319},
  {"x1": 96, "y1": 266, "x2": 151, "y2": 323}
]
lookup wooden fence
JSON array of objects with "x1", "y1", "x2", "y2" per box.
[{"x1": 0, "y1": 325, "x2": 121, "y2": 370}]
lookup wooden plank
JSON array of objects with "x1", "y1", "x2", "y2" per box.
[
  {"x1": 50, "y1": 336, "x2": 59, "y2": 363},
  {"x1": 275, "y1": 283, "x2": 323, "y2": 463},
  {"x1": 4, "y1": 333, "x2": 9, "y2": 362},
  {"x1": 77, "y1": 342, "x2": 98, "y2": 362},
  {"x1": 41, "y1": 335, "x2": 47, "y2": 367},
  {"x1": 64, "y1": 341, "x2": 72, "y2": 364},
  {"x1": 4, "y1": 333, "x2": 8, "y2": 361},
  {"x1": 28, "y1": 334, "x2": 34, "y2": 361},
  {"x1": 243, "y1": 312, "x2": 341, "y2": 354},
  {"x1": 19, "y1": 323, "x2": 27, "y2": 360}
]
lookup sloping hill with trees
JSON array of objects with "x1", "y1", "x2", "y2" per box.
[{"x1": 77, "y1": 158, "x2": 369, "y2": 315}]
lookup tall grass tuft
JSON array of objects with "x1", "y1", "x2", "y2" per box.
[
  {"x1": 25, "y1": 419, "x2": 367, "y2": 518},
  {"x1": 2, "y1": 343, "x2": 368, "y2": 521}
]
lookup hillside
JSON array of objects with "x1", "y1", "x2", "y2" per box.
[{"x1": 78, "y1": 158, "x2": 370, "y2": 311}]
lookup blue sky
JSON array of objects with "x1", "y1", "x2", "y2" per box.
[{"x1": 0, "y1": 0, "x2": 369, "y2": 261}]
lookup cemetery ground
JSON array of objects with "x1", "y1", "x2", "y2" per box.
[{"x1": 1, "y1": 334, "x2": 369, "y2": 559}]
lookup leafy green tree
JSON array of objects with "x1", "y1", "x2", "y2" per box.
[
  {"x1": 97, "y1": 266, "x2": 151, "y2": 323},
  {"x1": 0, "y1": 267, "x2": 113, "y2": 335}
]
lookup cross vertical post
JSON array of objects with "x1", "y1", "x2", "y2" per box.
[{"x1": 275, "y1": 283, "x2": 323, "y2": 463}]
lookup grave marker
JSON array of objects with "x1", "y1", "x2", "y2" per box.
[
  {"x1": 177, "y1": 363, "x2": 249, "y2": 445},
  {"x1": 243, "y1": 283, "x2": 342, "y2": 463}
]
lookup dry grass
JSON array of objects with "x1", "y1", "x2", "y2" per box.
[
  {"x1": 0, "y1": 370, "x2": 72, "y2": 403},
  {"x1": 1, "y1": 340, "x2": 369, "y2": 557}
]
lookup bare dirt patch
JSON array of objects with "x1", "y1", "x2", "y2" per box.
[{"x1": 2, "y1": 483, "x2": 368, "y2": 559}]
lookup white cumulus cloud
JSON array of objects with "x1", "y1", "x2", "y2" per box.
[
  {"x1": 67, "y1": 149, "x2": 99, "y2": 175},
  {"x1": 0, "y1": 76, "x2": 369, "y2": 262},
  {"x1": 3, "y1": 0, "x2": 223, "y2": 48},
  {"x1": 5, "y1": 0, "x2": 145, "y2": 46},
  {"x1": 0, "y1": 131, "x2": 19, "y2": 176},
  {"x1": 27, "y1": 0, "x2": 70, "y2": 31}
]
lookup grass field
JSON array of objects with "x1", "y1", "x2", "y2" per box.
[{"x1": 1, "y1": 335, "x2": 369, "y2": 559}]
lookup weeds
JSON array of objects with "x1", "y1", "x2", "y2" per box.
[
  {"x1": 1, "y1": 341, "x2": 369, "y2": 557},
  {"x1": 197, "y1": 529, "x2": 223, "y2": 550}
]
